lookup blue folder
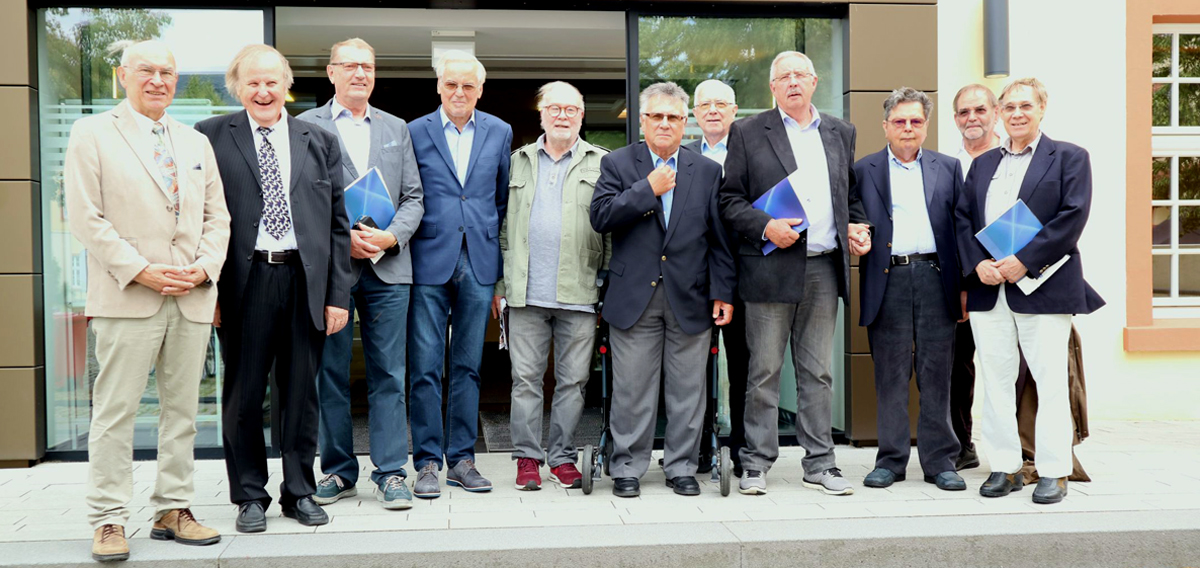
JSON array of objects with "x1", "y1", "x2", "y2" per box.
[
  {"x1": 975, "y1": 199, "x2": 1043, "y2": 259},
  {"x1": 343, "y1": 167, "x2": 395, "y2": 229},
  {"x1": 753, "y1": 172, "x2": 809, "y2": 255}
]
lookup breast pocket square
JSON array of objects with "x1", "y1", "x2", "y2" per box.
[
  {"x1": 383, "y1": 140, "x2": 398, "y2": 149},
  {"x1": 192, "y1": 163, "x2": 203, "y2": 170}
]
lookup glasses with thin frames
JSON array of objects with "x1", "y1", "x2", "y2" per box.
[
  {"x1": 330, "y1": 62, "x2": 375, "y2": 74},
  {"x1": 695, "y1": 101, "x2": 732, "y2": 112},
  {"x1": 542, "y1": 105, "x2": 581, "y2": 118},
  {"x1": 126, "y1": 65, "x2": 177, "y2": 82},
  {"x1": 642, "y1": 112, "x2": 686, "y2": 125},
  {"x1": 889, "y1": 118, "x2": 927, "y2": 129},
  {"x1": 772, "y1": 71, "x2": 814, "y2": 84},
  {"x1": 1000, "y1": 102, "x2": 1038, "y2": 115},
  {"x1": 442, "y1": 80, "x2": 479, "y2": 95}
]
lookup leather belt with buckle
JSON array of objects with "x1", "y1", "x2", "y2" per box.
[
  {"x1": 890, "y1": 252, "x2": 938, "y2": 266},
  {"x1": 253, "y1": 250, "x2": 297, "y2": 264},
  {"x1": 807, "y1": 248, "x2": 836, "y2": 258}
]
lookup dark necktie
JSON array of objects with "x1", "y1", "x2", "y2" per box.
[{"x1": 257, "y1": 126, "x2": 292, "y2": 240}]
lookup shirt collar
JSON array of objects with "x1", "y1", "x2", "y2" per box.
[
  {"x1": 536, "y1": 134, "x2": 579, "y2": 161},
  {"x1": 701, "y1": 136, "x2": 728, "y2": 154},
  {"x1": 779, "y1": 105, "x2": 821, "y2": 132},
  {"x1": 247, "y1": 110, "x2": 288, "y2": 136},
  {"x1": 331, "y1": 98, "x2": 371, "y2": 123},
  {"x1": 648, "y1": 145, "x2": 680, "y2": 168},
  {"x1": 1002, "y1": 131, "x2": 1043, "y2": 156},
  {"x1": 128, "y1": 105, "x2": 169, "y2": 133},
  {"x1": 887, "y1": 145, "x2": 923, "y2": 170},
  {"x1": 440, "y1": 106, "x2": 476, "y2": 132}
]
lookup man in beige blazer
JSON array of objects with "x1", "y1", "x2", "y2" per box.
[{"x1": 64, "y1": 40, "x2": 231, "y2": 563}]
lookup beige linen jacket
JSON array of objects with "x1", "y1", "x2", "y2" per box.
[{"x1": 64, "y1": 100, "x2": 231, "y2": 323}]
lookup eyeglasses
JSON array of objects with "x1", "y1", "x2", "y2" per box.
[
  {"x1": 542, "y1": 105, "x2": 581, "y2": 118},
  {"x1": 126, "y1": 65, "x2": 177, "y2": 82},
  {"x1": 330, "y1": 62, "x2": 375, "y2": 74},
  {"x1": 771, "y1": 71, "x2": 814, "y2": 84},
  {"x1": 442, "y1": 80, "x2": 479, "y2": 95},
  {"x1": 642, "y1": 112, "x2": 686, "y2": 125},
  {"x1": 695, "y1": 101, "x2": 732, "y2": 112},
  {"x1": 888, "y1": 118, "x2": 927, "y2": 129},
  {"x1": 1000, "y1": 102, "x2": 1038, "y2": 114}
]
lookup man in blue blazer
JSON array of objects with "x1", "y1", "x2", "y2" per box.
[
  {"x1": 407, "y1": 50, "x2": 512, "y2": 498},
  {"x1": 591, "y1": 82, "x2": 736, "y2": 498},
  {"x1": 954, "y1": 78, "x2": 1104, "y2": 505},
  {"x1": 849, "y1": 88, "x2": 967, "y2": 493}
]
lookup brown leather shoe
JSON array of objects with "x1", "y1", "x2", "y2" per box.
[
  {"x1": 150, "y1": 508, "x2": 221, "y2": 546},
  {"x1": 92, "y1": 524, "x2": 129, "y2": 562}
]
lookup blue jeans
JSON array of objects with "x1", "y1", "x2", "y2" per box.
[
  {"x1": 317, "y1": 268, "x2": 411, "y2": 486},
  {"x1": 408, "y1": 246, "x2": 493, "y2": 470}
]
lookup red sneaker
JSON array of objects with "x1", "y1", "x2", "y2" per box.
[
  {"x1": 515, "y1": 458, "x2": 542, "y2": 490},
  {"x1": 550, "y1": 463, "x2": 583, "y2": 489}
]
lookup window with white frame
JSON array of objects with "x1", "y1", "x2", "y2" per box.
[{"x1": 1151, "y1": 26, "x2": 1200, "y2": 314}]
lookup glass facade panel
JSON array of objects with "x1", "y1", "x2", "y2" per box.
[
  {"x1": 1153, "y1": 33, "x2": 1172, "y2": 77},
  {"x1": 1153, "y1": 205, "x2": 1172, "y2": 248},
  {"x1": 1153, "y1": 156, "x2": 1171, "y2": 200},
  {"x1": 1180, "y1": 34, "x2": 1200, "y2": 77},
  {"x1": 1152, "y1": 83, "x2": 1170, "y2": 127},
  {"x1": 38, "y1": 8, "x2": 264, "y2": 452},
  {"x1": 1153, "y1": 254, "x2": 1171, "y2": 297}
]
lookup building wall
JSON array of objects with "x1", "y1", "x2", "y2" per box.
[{"x1": 938, "y1": 0, "x2": 1200, "y2": 420}]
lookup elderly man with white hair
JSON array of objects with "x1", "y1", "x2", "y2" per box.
[
  {"x1": 686, "y1": 79, "x2": 739, "y2": 168},
  {"x1": 407, "y1": 49, "x2": 513, "y2": 499}
]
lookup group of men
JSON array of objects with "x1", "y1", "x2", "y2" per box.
[{"x1": 66, "y1": 37, "x2": 1100, "y2": 564}]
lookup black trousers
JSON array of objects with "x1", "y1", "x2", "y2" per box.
[
  {"x1": 700, "y1": 295, "x2": 747, "y2": 466},
  {"x1": 949, "y1": 321, "x2": 976, "y2": 454},
  {"x1": 866, "y1": 260, "x2": 959, "y2": 476},
  {"x1": 220, "y1": 257, "x2": 325, "y2": 508}
]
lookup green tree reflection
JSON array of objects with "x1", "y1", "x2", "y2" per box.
[{"x1": 45, "y1": 8, "x2": 172, "y2": 102}]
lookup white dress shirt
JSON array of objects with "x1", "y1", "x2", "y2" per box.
[
  {"x1": 249, "y1": 111, "x2": 298, "y2": 251},
  {"x1": 700, "y1": 136, "x2": 728, "y2": 169},
  {"x1": 779, "y1": 106, "x2": 836, "y2": 253},
  {"x1": 128, "y1": 106, "x2": 176, "y2": 162},
  {"x1": 331, "y1": 98, "x2": 371, "y2": 176},
  {"x1": 440, "y1": 106, "x2": 476, "y2": 185},
  {"x1": 955, "y1": 135, "x2": 1000, "y2": 181},
  {"x1": 984, "y1": 132, "x2": 1043, "y2": 226},
  {"x1": 887, "y1": 146, "x2": 937, "y2": 256}
]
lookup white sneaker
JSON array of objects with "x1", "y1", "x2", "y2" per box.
[
  {"x1": 739, "y1": 470, "x2": 767, "y2": 495},
  {"x1": 802, "y1": 467, "x2": 854, "y2": 495}
]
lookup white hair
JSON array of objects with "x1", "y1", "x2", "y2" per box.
[
  {"x1": 769, "y1": 51, "x2": 816, "y2": 81},
  {"x1": 693, "y1": 79, "x2": 736, "y2": 106},
  {"x1": 639, "y1": 82, "x2": 689, "y2": 114},
  {"x1": 434, "y1": 50, "x2": 486, "y2": 84},
  {"x1": 115, "y1": 40, "x2": 172, "y2": 67},
  {"x1": 536, "y1": 81, "x2": 584, "y2": 109}
]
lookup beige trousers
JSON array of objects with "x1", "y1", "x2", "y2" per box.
[{"x1": 86, "y1": 298, "x2": 211, "y2": 529}]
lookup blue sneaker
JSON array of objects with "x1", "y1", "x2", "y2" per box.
[
  {"x1": 376, "y1": 475, "x2": 413, "y2": 510},
  {"x1": 313, "y1": 474, "x2": 356, "y2": 505}
]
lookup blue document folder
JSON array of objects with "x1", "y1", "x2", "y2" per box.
[
  {"x1": 975, "y1": 199, "x2": 1043, "y2": 259},
  {"x1": 343, "y1": 167, "x2": 395, "y2": 228},
  {"x1": 753, "y1": 171, "x2": 810, "y2": 255}
]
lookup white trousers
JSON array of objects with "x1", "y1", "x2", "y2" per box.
[{"x1": 969, "y1": 287, "x2": 1074, "y2": 479}]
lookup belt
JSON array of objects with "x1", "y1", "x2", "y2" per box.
[
  {"x1": 890, "y1": 252, "x2": 938, "y2": 266},
  {"x1": 807, "y1": 248, "x2": 836, "y2": 258},
  {"x1": 253, "y1": 250, "x2": 298, "y2": 264}
]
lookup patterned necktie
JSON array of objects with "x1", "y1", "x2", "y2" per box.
[
  {"x1": 151, "y1": 122, "x2": 179, "y2": 218},
  {"x1": 257, "y1": 126, "x2": 292, "y2": 240}
]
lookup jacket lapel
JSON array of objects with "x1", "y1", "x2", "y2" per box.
[
  {"x1": 112, "y1": 102, "x2": 171, "y2": 200},
  {"x1": 229, "y1": 112, "x2": 263, "y2": 189},
  {"x1": 920, "y1": 150, "x2": 939, "y2": 209},
  {"x1": 764, "y1": 110, "x2": 799, "y2": 174},
  {"x1": 818, "y1": 119, "x2": 845, "y2": 203},
  {"x1": 663, "y1": 150, "x2": 695, "y2": 245},
  {"x1": 317, "y1": 101, "x2": 359, "y2": 182},
  {"x1": 972, "y1": 151, "x2": 1003, "y2": 225},
  {"x1": 287, "y1": 115, "x2": 312, "y2": 194},
  {"x1": 366, "y1": 107, "x2": 384, "y2": 179},
  {"x1": 425, "y1": 112, "x2": 459, "y2": 187},
  {"x1": 1017, "y1": 136, "x2": 1056, "y2": 203},
  {"x1": 463, "y1": 112, "x2": 490, "y2": 185},
  {"x1": 871, "y1": 150, "x2": 892, "y2": 214}
]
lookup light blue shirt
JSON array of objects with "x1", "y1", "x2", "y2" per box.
[
  {"x1": 440, "y1": 106, "x2": 476, "y2": 185},
  {"x1": 887, "y1": 146, "x2": 937, "y2": 256},
  {"x1": 331, "y1": 98, "x2": 371, "y2": 176},
  {"x1": 700, "y1": 136, "x2": 728, "y2": 169},
  {"x1": 649, "y1": 146, "x2": 679, "y2": 228}
]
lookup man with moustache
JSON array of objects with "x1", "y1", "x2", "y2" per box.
[
  {"x1": 298, "y1": 38, "x2": 424, "y2": 510},
  {"x1": 196, "y1": 44, "x2": 351, "y2": 531},
  {"x1": 719, "y1": 51, "x2": 868, "y2": 496},
  {"x1": 65, "y1": 40, "x2": 229, "y2": 562},
  {"x1": 495, "y1": 81, "x2": 609, "y2": 490},
  {"x1": 591, "y1": 82, "x2": 735, "y2": 498},
  {"x1": 407, "y1": 50, "x2": 513, "y2": 498}
]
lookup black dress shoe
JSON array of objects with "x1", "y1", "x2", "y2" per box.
[
  {"x1": 235, "y1": 501, "x2": 266, "y2": 533},
  {"x1": 612, "y1": 477, "x2": 640, "y2": 498},
  {"x1": 282, "y1": 496, "x2": 329, "y2": 526},
  {"x1": 955, "y1": 447, "x2": 981, "y2": 471},
  {"x1": 979, "y1": 472, "x2": 1024, "y2": 498},
  {"x1": 1032, "y1": 477, "x2": 1068, "y2": 504},
  {"x1": 666, "y1": 476, "x2": 701, "y2": 496}
]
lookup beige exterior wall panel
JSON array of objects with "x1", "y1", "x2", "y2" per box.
[
  {"x1": 0, "y1": 2, "x2": 34, "y2": 87},
  {"x1": 0, "y1": 87, "x2": 38, "y2": 182},
  {"x1": 845, "y1": 353, "x2": 920, "y2": 444},
  {"x1": 0, "y1": 275, "x2": 44, "y2": 368},
  {"x1": 848, "y1": 4, "x2": 937, "y2": 92},
  {"x1": 847, "y1": 91, "x2": 938, "y2": 161},
  {"x1": 0, "y1": 367, "x2": 45, "y2": 461},
  {"x1": 0, "y1": 182, "x2": 41, "y2": 274}
]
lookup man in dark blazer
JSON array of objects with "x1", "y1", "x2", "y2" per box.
[
  {"x1": 406, "y1": 50, "x2": 512, "y2": 499},
  {"x1": 718, "y1": 51, "x2": 867, "y2": 496},
  {"x1": 297, "y1": 38, "x2": 424, "y2": 511},
  {"x1": 849, "y1": 87, "x2": 967, "y2": 493},
  {"x1": 196, "y1": 44, "x2": 351, "y2": 531},
  {"x1": 954, "y1": 77, "x2": 1104, "y2": 505},
  {"x1": 591, "y1": 82, "x2": 735, "y2": 498}
]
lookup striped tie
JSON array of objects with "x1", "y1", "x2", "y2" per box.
[{"x1": 151, "y1": 122, "x2": 179, "y2": 218}]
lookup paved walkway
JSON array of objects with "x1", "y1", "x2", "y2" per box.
[{"x1": 3, "y1": 420, "x2": 1199, "y2": 566}]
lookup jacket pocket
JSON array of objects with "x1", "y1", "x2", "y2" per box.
[
  {"x1": 488, "y1": 223, "x2": 500, "y2": 239},
  {"x1": 416, "y1": 223, "x2": 437, "y2": 239},
  {"x1": 609, "y1": 259, "x2": 625, "y2": 276}
]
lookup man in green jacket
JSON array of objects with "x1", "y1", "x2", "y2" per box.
[{"x1": 492, "y1": 81, "x2": 610, "y2": 490}]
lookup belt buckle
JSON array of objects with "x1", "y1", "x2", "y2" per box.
[
  {"x1": 894, "y1": 254, "x2": 910, "y2": 266},
  {"x1": 266, "y1": 251, "x2": 286, "y2": 265}
]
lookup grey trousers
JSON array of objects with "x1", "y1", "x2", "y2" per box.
[
  {"x1": 866, "y1": 260, "x2": 959, "y2": 476},
  {"x1": 609, "y1": 285, "x2": 709, "y2": 480},
  {"x1": 508, "y1": 305, "x2": 596, "y2": 467},
  {"x1": 741, "y1": 254, "x2": 839, "y2": 475}
]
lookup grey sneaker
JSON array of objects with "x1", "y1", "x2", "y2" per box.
[
  {"x1": 413, "y1": 462, "x2": 441, "y2": 499},
  {"x1": 738, "y1": 470, "x2": 767, "y2": 495},
  {"x1": 376, "y1": 475, "x2": 414, "y2": 510},
  {"x1": 803, "y1": 467, "x2": 855, "y2": 496},
  {"x1": 313, "y1": 474, "x2": 356, "y2": 505},
  {"x1": 446, "y1": 459, "x2": 493, "y2": 492}
]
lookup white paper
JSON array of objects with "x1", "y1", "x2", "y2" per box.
[
  {"x1": 1015, "y1": 255, "x2": 1069, "y2": 295},
  {"x1": 498, "y1": 298, "x2": 509, "y2": 350}
]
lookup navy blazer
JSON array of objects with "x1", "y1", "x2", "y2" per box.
[
  {"x1": 590, "y1": 142, "x2": 736, "y2": 335},
  {"x1": 954, "y1": 135, "x2": 1105, "y2": 315},
  {"x1": 408, "y1": 107, "x2": 513, "y2": 286},
  {"x1": 850, "y1": 147, "x2": 964, "y2": 327}
]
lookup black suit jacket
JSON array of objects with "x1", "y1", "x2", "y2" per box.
[
  {"x1": 195, "y1": 112, "x2": 352, "y2": 330},
  {"x1": 590, "y1": 142, "x2": 736, "y2": 334},
  {"x1": 718, "y1": 110, "x2": 863, "y2": 303},
  {"x1": 954, "y1": 134, "x2": 1104, "y2": 315},
  {"x1": 850, "y1": 147, "x2": 964, "y2": 327}
]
